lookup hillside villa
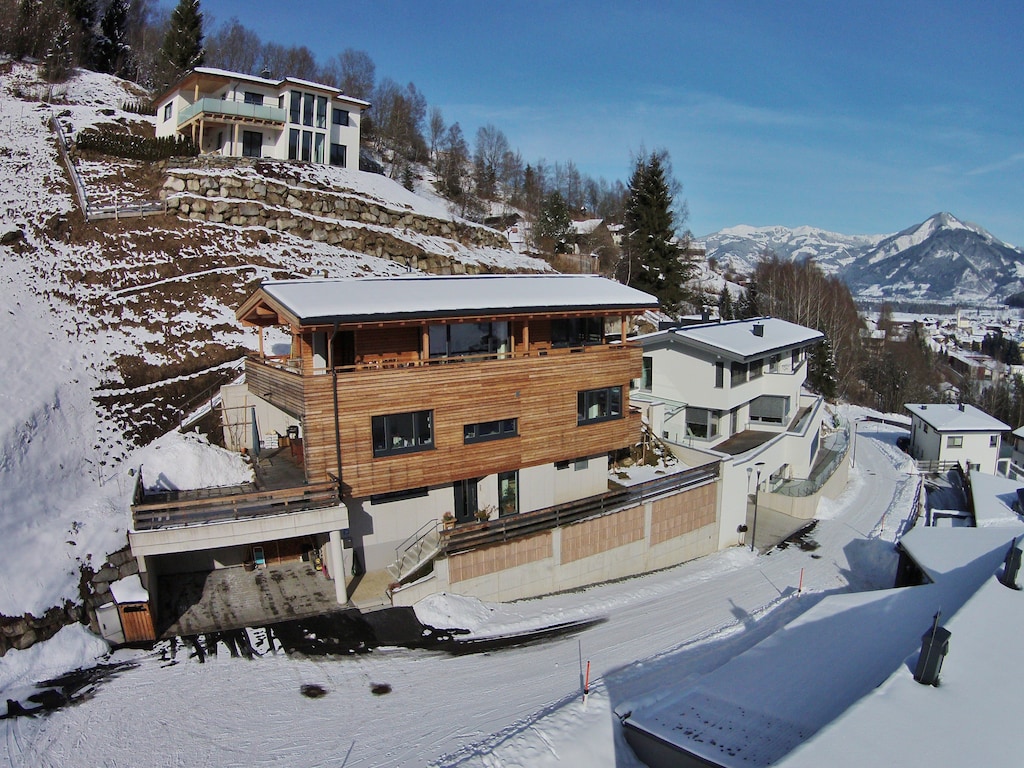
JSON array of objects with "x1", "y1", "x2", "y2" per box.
[
  {"x1": 154, "y1": 67, "x2": 368, "y2": 168},
  {"x1": 631, "y1": 317, "x2": 844, "y2": 551}
]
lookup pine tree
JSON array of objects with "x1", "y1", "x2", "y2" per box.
[
  {"x1": 737, "y1": 281, "x2": 761, "y2": 319},
  {"x1": 534, "y1": 191, "x2": 572, "y2": 254},
  {"x1": 620, "y1": 150, "x2": 691, "y2": 312},
  {"x1": 718, "y1": 285, "x2": 734, "y2": 321},
  {"x1": 808, "y1": 338, "x2": 838, "y2": 400},
  {"x1": 96, "y1": 0, "x2": 131, "y2": 75},
  {"x1": 160, "y1": 0, "x2": 204, "y2": 86}
]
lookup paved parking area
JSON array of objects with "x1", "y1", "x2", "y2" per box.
[{"x1": 157, "y1": 562, "x2": 343, "y2": 637}]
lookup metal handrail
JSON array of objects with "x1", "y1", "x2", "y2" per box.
[{"x1": 394, "y1": 518, "x2": 439, "y2": 562}]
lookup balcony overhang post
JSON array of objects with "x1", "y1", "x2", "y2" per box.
[
  {"x1": 331, "y1": 322, "x2": 343, "y2": 492},
  {"x1": 257, "y1": 325, "x2": 264, "y2": 359},
  {"x1": 523, "y1": 319, "x2": 530, "y2": 355},
  {"x1": 420, "y1": 323, "x2": 429, "y2": 364},
  {"x1": 621, "y1": 314, "x2": 628, "y2": 343}
]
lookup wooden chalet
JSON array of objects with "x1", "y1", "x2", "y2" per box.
[{"x1": 232, "y1": 274, "x2": 659, "y2": 575}]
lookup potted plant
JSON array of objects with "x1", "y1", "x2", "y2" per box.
[
  {"x1": 442, "y1": 511, "x2": 455, "y2": 530},
  {"x1": 474, "y1": 507, "x2": 492, "y2": 524}
]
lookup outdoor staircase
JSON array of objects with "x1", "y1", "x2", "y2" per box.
[{"x1": 386, "y1": 524, "x2": 442, "y2": 584}]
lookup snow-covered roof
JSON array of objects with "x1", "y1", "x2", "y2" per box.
[
  {"x1": 905, "y1": 403, "x2": 1010, "y2": 433},
  {"x1": 968, "y1": 472, "x2": 1024, "y2": 528},
  {"x1": 243, "y1": 274, "x2": 659, "y2": 326},
  {"x1": 571, "y1": 218, "x2": 604, "y2": 235},
  {"x1": 636, "y1": 317, "x2": 822, "y2": 361},
  {"x1": 626, "y1": 526, "x2": 1024, "y2": 768},
  {"x1": 157, "y1": 67, "x2": 370, "y2": 108}
]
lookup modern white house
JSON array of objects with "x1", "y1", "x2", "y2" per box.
[
  {"x1": 905, "y1": 402, "x2": 1009, "y2": 474},
  {"x1": 632, "y1": 317, "x2": 842, "y2": 551},
  {"x1": 154, "y1": 67, "x2": 369, "y2": 169}
]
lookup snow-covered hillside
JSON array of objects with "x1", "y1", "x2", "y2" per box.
[{"x1": 0, "y1": 61, "x2": 545, "y2": 623}]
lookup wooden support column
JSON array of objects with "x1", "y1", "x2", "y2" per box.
[
  {"x1": 232, "y1": 122, "x2": 238, "y2": 157},
  {"x1": 621, "y1": 315, "x2": 628, "y2": 343},
  {"x1": 420, "y1": 324, "x2": 429, "y2": 364},
  {"x1": 258, "y1": 326, "x2": 265, "y2": 359},
  {"x1": 522, "y1": 320, "x2": 530, "y2": 355}
]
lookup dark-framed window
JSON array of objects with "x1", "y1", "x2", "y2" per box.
[
  {"x1": 464, "y1": 418, "x2": 518, "y2": 444},
  {"x1": 429, "y1": 321, "x2": 510, "y2": 359},
  {"x1": 302, "y1": 92, "x2": 314, "y2": 126},
  {"x1": 288, "y1": 129, "x2": 299, "y2": 160},
  {"x1": 498, "y1": 470, "x2": 519, "y2": 517},
  {"x1": 163, "y1": 103, "x2": 172, "y2": 121},
  {"x1": 243, "y1": 91, "x2": 264, "y2": 106},
  {"x1": 316, "y1": 95, "x2": 328, "y2": 128},
  {"x1": 640, "y1": 357, "x2": 653, "y2": 390},
  {"x1": 749, "y1": 358, "x2": 764, "y2": 379},
  {"x1": 289, "y1": 90, "x2": 301, "y2": 123},
  {"x1": 750, "y1": 395, "x2": 789, "y2": 424},
  {"x1": 330, "y1": 142, "x2": 346, "y2": 167},
  {"x1": 333, "y1": 107, "x2": 349, "y2": 126},
  {"x1": 578, "y1": 386, "x2": 622, "y2": 425},
  {"x1": 370, "y1": 486, "x2": 429, "y2": 505},
  {"x1": 990, "y1": 435, "x2": 999, "y2": 448},
  {"x1": 731, "y1": 361, "x2": 747, "y2": 386},
  {"x1": 314, "y1": 132, "x2": 325, "y2": 163},
  {"x1": 947, "y1": 435, "x2": 963, "y2": 448},
  {"x1": 552, "y1": 317, "x2": 604, "y2": 347},
  {"x1": 301, "y1": 130, "x2": 312, "y2": 162},
  {"x1": 242, "y1": 130, "x2": 262, "y2": 158},
  {"x1": 685, "y1": 407, "x2": 719, "y2": 440},
  {"x1": 715, "y1": 361, "x2": 724, "y2": 388},
  {"x1": 372, "y1": 410, "x2": 433, "y2": 457}
]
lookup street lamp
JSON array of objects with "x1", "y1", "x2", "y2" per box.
[
  {"x1": 750, "y1": 461, "x2": 766, "y2": 552},
  {"x1": 851, "y1": 420, "x2": 859, "y2": 469}
]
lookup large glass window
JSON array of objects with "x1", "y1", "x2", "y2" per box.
[
  {"x1": 640, "y1": 357, "x2": 653, "y2": 390},
  {"x1": 429, "y1": 321, "x2": 510, "y2": 359},
  {"x1": 464, "y1": 418, "x2": 518, "y2": 444},
  {"x1": 301, "y1": 130, "x2": 312, "y2": 162},
  {"x1": 578, "y1": 386, "x2": 622, "y2": 425},
  {"x1": 242, "y1": 130, "x2": 262, "y2": 158},
  {"x1": 314, "y1": 133, "x2": 324, "y2": 163},
  {"x1": 750, "y1": 395, "x2": 789, "y2": 424},
  {"x1": 316, "y1": 95, "x2": 327, "y2": 128},
  {"x1": 685, "y1": 408, "x2": 720, "y2": 440},
  {"x1": 332, "y1": 107, "x2": 349, "y2": 126},
  {"x1": 552, "y1": 317, "x2": 604, "y2": 347},
  {"x1": 372, "y1": 410, "x2": 433, "y2": 457},
  {"x1": 302, "y1": 92, "x2": 314, "y2": 126},
  {"x1": 749, "y1": 359, "x2": 764, "y2": 379},
  {"x1": 498, "y1": 471, "x2": 519, "y2": 517},
  {"x1": 289, "y1": 90, "x2": 301, "y2": 123},
  {"x1": 288, "y1": 129, "x2": 299, "y2": 160},
  {"x1": 731, "y1": 361, "x2": 747, "y2": 386},
  {"x1": 330, "y1": 143, "x2": 346, "y2": 167}
]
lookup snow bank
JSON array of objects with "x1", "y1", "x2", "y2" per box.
[
  {"x1": 0, "y1": 624, "x2": 108, "y2": 700},
  {"x1": 134, "y1": 430, "x2": 253, "y2": 491}
]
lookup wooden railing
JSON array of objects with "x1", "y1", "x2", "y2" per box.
[
  {"x1": 442, "y1": 461, "x2": 720, "y2": 555},
  {"x1": 248, "y1": 342, "x2": 634, "y2": 378},
  {"x1": 131, "y1": 480, "x2": 339, "y2": 531}
]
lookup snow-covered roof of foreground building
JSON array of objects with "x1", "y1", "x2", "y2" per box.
[
  {"x1": 905, "y1": 402, "x2": 1010, "y2": 433},
  {"x1": 635, "y1": 316, "x2": 822, "y2": 362},
  {"x1": 238, "y1": 274, "x2": 660, "y2": 327},
  {"x1": 779, "y1": 526, "x2": 1024, "y2": 768},
  {"x1": 968, "y1": 471, "x2": 1024, "y2": 528},
  {"x1": 623, "y1": 525, "x2": 1024, "y2": 768}
]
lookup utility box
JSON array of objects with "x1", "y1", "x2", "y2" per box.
[{"x1": 914, "y1": 625, "x2": 951, "y2": 686}]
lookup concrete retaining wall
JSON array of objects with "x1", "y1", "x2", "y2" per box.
[{"x1": 393, "y1": 481, "x2": 717, "y2": 605}]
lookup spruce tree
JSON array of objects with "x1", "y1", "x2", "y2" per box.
[
  {"x1": 534, "y1": 191, "x2": 571, "y2": 254},
  {"x1": 97, "y1": 0, "x2": 131, "y2": 75},
  {"x1": 160, "y1": 0, "x2": 204, "y2": 86},
  {"x1": 718, "y1": 284, "x2": 734, "y2": 321},
  {"x1": 620, "y1": 150, "x2": 691, "y2": 312}
]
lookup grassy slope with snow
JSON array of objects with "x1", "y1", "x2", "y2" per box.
[{"x1": 0, "y1": 61, "x2": 545, "y2": 619}]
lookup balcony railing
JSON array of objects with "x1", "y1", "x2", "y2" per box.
[
  {"x1": 131, "y1": 474, "x2": 339, "y2": 531},
  {"x1": 178, "y1": 97, "x2": 287, "y2": 126},
  {"x1": 442, "y1": 461, "x2": 720, "y2": 555},
  {"x1": 249, "y1": 342, "x2": 634, "y2": 377}
]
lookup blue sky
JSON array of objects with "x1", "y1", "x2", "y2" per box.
[{"x1": 199, "y1": 0, "x2": 1023, "y2": 244}]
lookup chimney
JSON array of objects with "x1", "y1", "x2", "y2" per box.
[
  {"x1": 752, "y1": 323, "x2": 764, "y2": 337},
  {"x1": 261, "y1": 67, "x2": 272, "y2": 79},
  {"x1": 958, "y1": 402, "x2": 965, "y2": 412},
  {"x1": 1000, "y1": 540, "x2": 1022, "y2": 590},
  {"x1": 913, "y1": 612, "x2": 951, "y2": 687}
]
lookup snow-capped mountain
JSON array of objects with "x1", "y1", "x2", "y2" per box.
[
  {"x1": 845, "y1": 212, "x2": 1024, "y2": 303},
  {"x1": 698, "y1": 224, "x2": 886, "y2": 277},
  {"x1": 699, "y1": 213, "x2": 1024, "y2": 304}
]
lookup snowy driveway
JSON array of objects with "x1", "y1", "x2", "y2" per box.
[{"x1": 2, "y1": 422, "x2": 916, "y2": 768}]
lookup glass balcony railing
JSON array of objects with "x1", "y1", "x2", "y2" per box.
[{"x1": 178, "y1": 97, "x2": 287, "y2": 126}]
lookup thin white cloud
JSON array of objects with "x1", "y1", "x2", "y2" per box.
[{"x1": 967, "y1": 152, "x2": 1024, "y2": 176}]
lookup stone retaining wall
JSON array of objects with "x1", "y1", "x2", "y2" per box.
[
  {"x1": 0, "y1": 545, "x2": 140, "y2": 656},
  {"x1": 160, "y1": 157, "x2": 512, "y2": 275}
]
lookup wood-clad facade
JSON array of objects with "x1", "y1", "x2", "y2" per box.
[{"x1": 234, "y1": 274, "x2": 659, "y2": 572}]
